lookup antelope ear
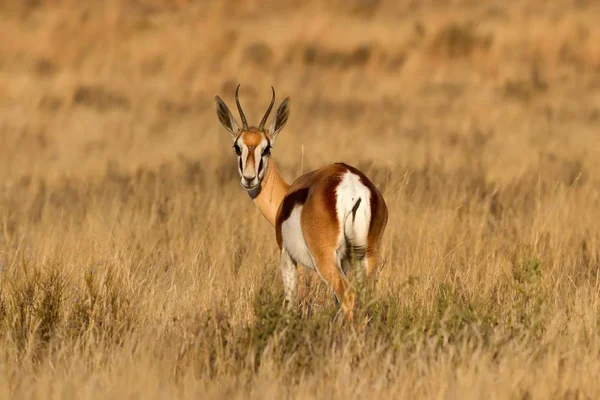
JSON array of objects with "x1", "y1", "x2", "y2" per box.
[
  {"x1": 269, "y1": 97, "x2": 290, "y2": 141},
  {"x1": 215, "y1": 96, "x2": 239, "y2": 138}
]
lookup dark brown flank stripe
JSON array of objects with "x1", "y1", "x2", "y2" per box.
[
  {"x1": 276, "y1": 188, "x2": 309, "y2": 249},
  {"x1": 275, "y1": 163, "x2": 387, "y2": 258}
]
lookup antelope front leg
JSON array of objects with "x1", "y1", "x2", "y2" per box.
[{"x1": 280, "y1": 249, "x2": 298, "y2": 311}]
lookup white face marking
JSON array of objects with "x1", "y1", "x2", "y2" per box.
[{"x1": 234, "y1": 132, "x2": 271, "y2": 191}]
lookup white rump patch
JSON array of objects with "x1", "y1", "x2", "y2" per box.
[{"x1": 335, "y1": 171, "x2": 372, "y2": 254}]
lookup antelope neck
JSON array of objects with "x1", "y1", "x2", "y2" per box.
[{"x1": 249, "y1": 157, "x2": 290, "y2": 226}]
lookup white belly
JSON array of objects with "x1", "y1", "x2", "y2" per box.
[{"x1": 280, "y1": 205, "x2": 315, "y2": 269}]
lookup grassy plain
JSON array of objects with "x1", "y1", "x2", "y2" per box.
[{"x1": 0, "y1": 0, "x2": 600, "y2": 398}]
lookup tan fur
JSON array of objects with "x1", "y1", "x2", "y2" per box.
[
  {"x1": 239, "y1": 128, "x2": 263, "y2": 147},
  {"x1": 253, "y1": 157, "x2": 290, "y2": 226},
  {"x1": 217, "y1": 92, "x2": 387, "y2": 321},
  {"x1": 297, "y1": 169, "x2": 353, "y2": 319},
  {"x1": 268, "y1": 161, "x2": 386, "y2": 321},
  {"x1": 231, "y1": 130, "x2": 387, "y2": 321}
]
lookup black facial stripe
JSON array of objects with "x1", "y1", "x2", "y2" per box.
[
  {"x1": 262, "y1": 138, "x2": 272, "y2": 157},
  {"x1": 258, "y1": 157, "x2": 264, "y2": 175},
  {"x1": 233, "y1": 142, "x2": 242, "y2": 156},
  {"x1": 238, "y1": 156, "x2": 243, "y2": 172}
]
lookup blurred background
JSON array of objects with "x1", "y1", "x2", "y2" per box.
[
  {"x1": 1, "y1": 0, "x2": 599, "y2": 185},
  {"x1": 1, "y1": 1, "x2": 600, "y2": 398}
]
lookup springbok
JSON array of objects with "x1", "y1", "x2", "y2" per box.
[{"x1": 215, "y1": 85, "x2": 388, "y2": 320}]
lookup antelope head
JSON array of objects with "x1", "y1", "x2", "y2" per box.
[{"x1": 215, "y1": 85, "x2": 290, "y2": 192}]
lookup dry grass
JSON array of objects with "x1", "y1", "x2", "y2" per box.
[{"x1": 0, "y1": 0, "x2": 600, "y2": 398}]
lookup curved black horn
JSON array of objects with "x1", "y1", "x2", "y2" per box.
[
  {"x1": 235, "y1": 84, "x2": 248, "y2": 130},
  {"x1": 258, "y1": 87, "x2": 276, "y2": 131}
]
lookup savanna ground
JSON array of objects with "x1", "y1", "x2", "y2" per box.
[{"x1": 0, "y1": 0, "x2": 600, "y2": 398}]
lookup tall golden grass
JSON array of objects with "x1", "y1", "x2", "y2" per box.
[{"x1": 0, "y1": 1, "x2": 599, "y2": 398}]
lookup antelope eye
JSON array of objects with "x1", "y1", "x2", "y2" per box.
[
  {"x1": 233, "y1": 144, "x2": 242, "y2": 156},
  {"x1": 262, "y1": 145, "x2": 271, "y2": 157}
]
